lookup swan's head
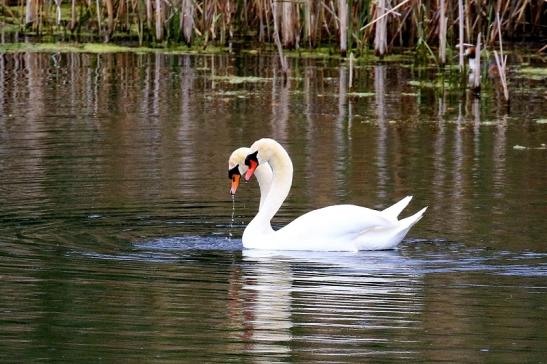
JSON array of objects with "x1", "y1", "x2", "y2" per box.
[
  {"x1": 244, "y1": 150, "x2": 259, "y2": 181},
  {"x1": 228, "y1": 147, "x2": 250, "y2": 195},
  {"x1": 243, "y1": 138, "x2": 278, "y2": 181}
]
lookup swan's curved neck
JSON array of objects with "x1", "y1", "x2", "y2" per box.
[
  {"x1": 254, "y1": 141, "x2": 293, "y2": 223},
  {"x1": 243, "y1": 139, "x2": 293, "y2": 244},
  {"x1": 254, "y1": 163, "x2": 272, "y2": 210}
]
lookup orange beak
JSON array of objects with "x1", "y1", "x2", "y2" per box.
[
  {"x1": 244, "y1": 160, "x2": 258, "y2": 181},
  {"x1": 230, "y1": 174, "x2": 241, "y2": 195}
]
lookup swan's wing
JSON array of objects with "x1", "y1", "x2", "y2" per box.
[{"x1": 276, "y1": 204, "x2": 394, "y2": 241}]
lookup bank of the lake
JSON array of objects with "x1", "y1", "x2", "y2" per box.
[{"x1": 1, "y1": 0, "x2": 545, "y2": 57}]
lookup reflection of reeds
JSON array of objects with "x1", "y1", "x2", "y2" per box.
[{"x1": 9, "y1": 0, "x2": 543, "y2": 58}]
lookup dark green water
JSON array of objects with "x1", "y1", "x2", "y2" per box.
[{"x1": 0, "y1": 52, "x2": 546, "y2": 362}]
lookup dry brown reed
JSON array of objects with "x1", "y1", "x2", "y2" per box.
[
  {"x1": 271, "y1": 0, "x2": 288, "y2": 79},
  {"x1": 458, "y1": 0, "x2": 465, "y2": 71},
  {"x1": 493, "y1": 12, "x2": 509, "y2": 102},
  {"x1": 338, "y1": 0, "x2": 348, "y2": 57},
  {"x1": 472, "y1": 32, "x2": 481, "y2": 92},
  {"x1": 373, "y1": 0, "x2": 387, "y2": 57},
  {"x1": 438, "y1": 0, "x2": 447, "y2": 65},
  {"x1": 6, "y1": 0, "x2": 543, "y2": 63}
]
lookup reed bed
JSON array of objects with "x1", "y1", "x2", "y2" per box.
[{"x1": 1, "y1": 0, "x2": 544, "y2": 57}]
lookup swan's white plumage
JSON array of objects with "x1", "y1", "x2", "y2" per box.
[
  {"x1": 243, "y1": 204, "x2": 427, "y2": 251},
  {"x1": 231, "y1": 139, "x2": 427, "y2": 251}
]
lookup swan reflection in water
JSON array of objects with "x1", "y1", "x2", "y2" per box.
[{"x1": 231, "y1": 249, "x2": 424, "y2": 361}]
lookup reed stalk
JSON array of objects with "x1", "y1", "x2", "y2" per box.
[
  {"x1": 105, "y1": 0, "x2": 114, "y2": 39},
  {"x1": 24, "y1": 0, "x2": 33, "y2": 26},
  {"x1": 472, "y1": 32, "x2": 480, "y2": 92},
  {"x1": 280, "y1": 0, "x2": 296, "y2": 49},
  {"x1": 493, "y1": 11, "x2": 509, "y2": 102},
  {"x1": 135, "y1": 0, "x2": 144, "y2": 45},
  {"x1": 181, "y1": 0, "x2": 194, "y2": 44},
  {"x1": 271, "y1": 0, "x2": 288, "y2": 79},
  {"x1": 438, "y1": 0, "x2": 446, "y2": 65},
  {"x1": 155, "y1": 0, "x2": 163, "y2": 41},
  {"x1": 304, "y1": 0, "x2": 311, "y2": 46},
  {"x1": 53, "y1": 0, "x2": 62, "y2": 26},
  {"x1": 374, "y1": 0, "x2": 387, "y2": 57},
  {"x1": 70, "y1": 0, "x2": 77, "y2": 31},
  {"x1": 360, "y1": 0, "x2": 411, "y2": 31},
  {"x1": 257, "y1": 0, "x2": 266, "y2": 42},
  {"x1": 95, "y1": 0, "x2": 101, "y2": 32},
  {"x1": 458, "y1": 0, "x2": 464, "y2": 71},
  {"x1": 146, "y1": 0, "x2": 152, "y2": 30},
  {"x1": 4, "y1": 0, "x2": 542, "y2": 58},
  {"x1": 464, "y1": 0, "x2": 471, "y2": 43},
  {"x1": 338, "y1": 0, "x2": 348, "y2": 57},
  {"x1": 226, "y1": 0, "x2": 234, "y2": 45},
  {"x1": 349, "y1": 52, "x2": 353, "y2": 88}
]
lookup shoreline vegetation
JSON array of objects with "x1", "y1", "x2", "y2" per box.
[
  {"x1": 0, "y1": 0, "x2": 544, "y2": 57},
  {"x1": 0, "y1": 0, "x2": 545, "y2": 101}
]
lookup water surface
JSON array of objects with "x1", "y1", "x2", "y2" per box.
[{"x1": 0, "y1": 51, "x2": 546, "y2": 362}]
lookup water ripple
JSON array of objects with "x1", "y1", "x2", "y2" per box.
[
  {"x1": 135, "y1": 235, "x2": 243, "y2": 251},
  {"x1": 62, "y1": 236, "x2": 547, "y2": 279}
]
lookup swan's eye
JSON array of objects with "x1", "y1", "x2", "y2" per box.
[
  {"x1": 228, "y1": 165, "x2": 240, "y2": 180},
  {"x1": 245, "y1": 151, "x2": 259, "y2": 167}
]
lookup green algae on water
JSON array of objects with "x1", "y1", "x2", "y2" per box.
[
  {"x1": 0, "y1": 42, "x2": 137, "y2": 53},
  {"x1": 0, "y1": 42, "x2": 229, "y2": 55},
  {"x1": 517, "y1": 67, "x2": 547, "y2": 80}
]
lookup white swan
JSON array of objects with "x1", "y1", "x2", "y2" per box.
[{"x1": 239, "y1": 138, "x2": 427, "y2": 251}]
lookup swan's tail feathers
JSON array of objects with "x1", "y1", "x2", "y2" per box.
[
  {"x1": 382, "y1": 196, "x2": 413, "y2": 218},
  {"x1": 399, "y1": 206, "x2": 428, "y2": 229},
  {"x1": 353, "y1": 206, "x2": 427, "y2": 251}
]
